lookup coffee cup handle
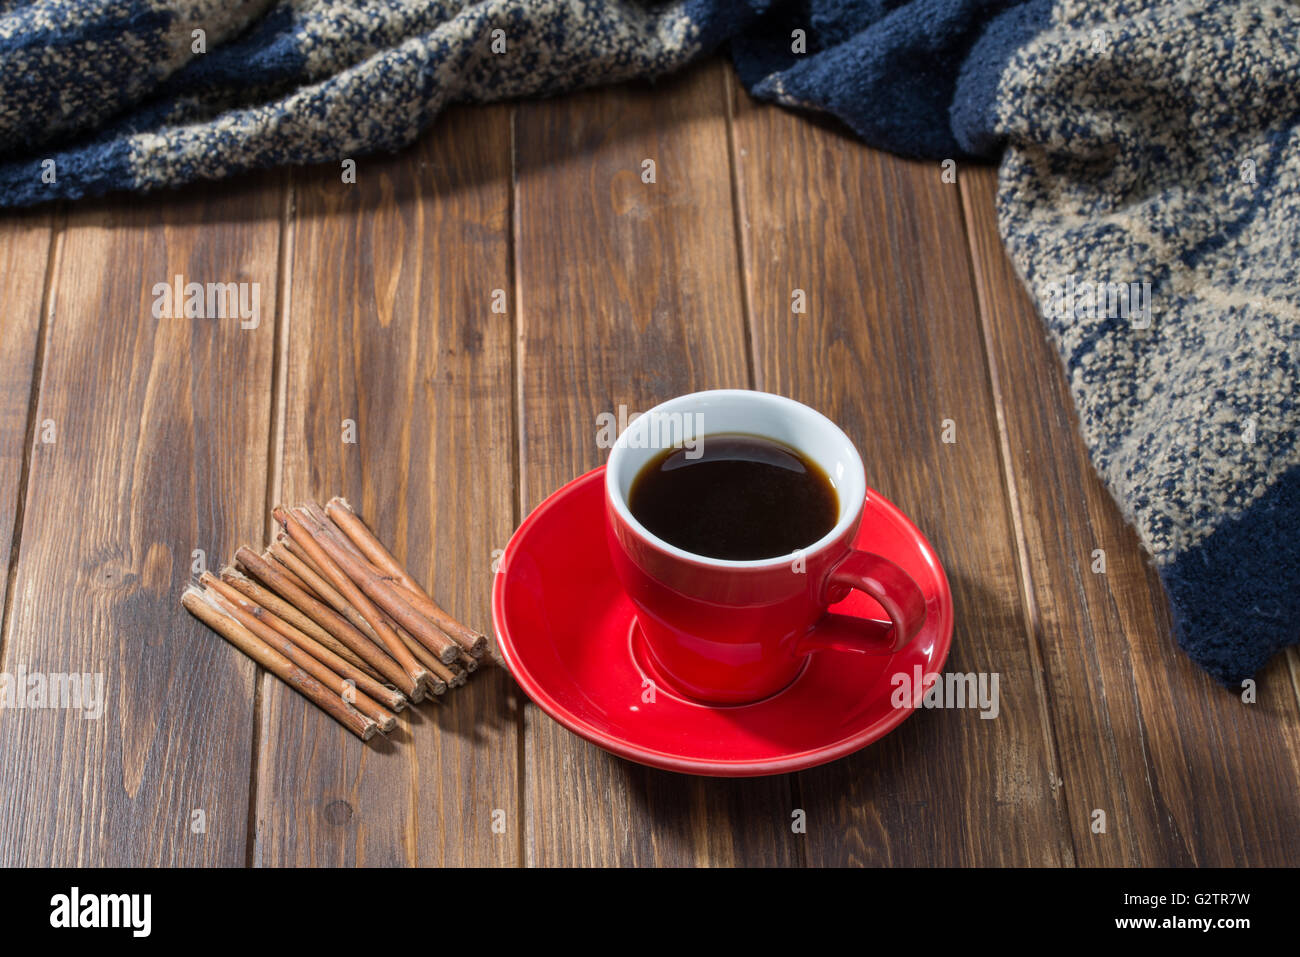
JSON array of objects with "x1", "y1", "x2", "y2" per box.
[{"x1": 799, "y1": 550, "x2": 927, "y2": 655}]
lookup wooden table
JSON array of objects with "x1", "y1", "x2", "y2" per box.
[{"x1": 1, "y1": 61, "x2": 1297, "y2": 867}]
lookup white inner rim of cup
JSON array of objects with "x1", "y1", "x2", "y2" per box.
[{"x1": 605, "y1": 390, "x2": 867, "y2": 568}]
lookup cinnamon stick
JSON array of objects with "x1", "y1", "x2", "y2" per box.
[
  {"x1": 201, "y1": 580, "x2": 398, "y2": 732},
  {"x1": 290, "y1": 506, "x2": 461, "y2": 665},
  {"x1": 326, "y1": 497, "x2": 488, "y2": 658},
  {"x1": 273, "y1": 537, "x2": 386, "y2": 648},
  {"x1": 286, "y1": 537, "x2": 453, "y2": 693},
  {"x1": 274, "y1": 507, "x2": 435, "y2": 693},
  {"x1": 393, "y1": 626, "x2": 459, "y2": 690},
  {"x1": 182, "y1": 587, "x2": 378, "y2": 741},
  {"x1": 261, "y1": 549, "x2": 314, "y2": 595},
  {"x1": 219, "y1": 566, "x2": 380, "y2": 681},
  {"x1": 235, "y1": 545, "x2": 421, "y2": 700},
  {"x1": 273, "y1": 536, "x2": 348, "y2": 603},
  {"x1": 300, "y1": 504, "x2": 471, "y2": 671},
  {"x1": 202, "y1": 573, "x2": 407, "y2": 714}
]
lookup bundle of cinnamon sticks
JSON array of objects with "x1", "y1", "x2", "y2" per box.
[{"x1": 181, "y1": 497, "x2": 487, "y2": 741}]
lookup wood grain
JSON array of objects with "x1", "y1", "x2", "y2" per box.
[
  {"x1": 0, "y1": 176, "x2": 282, "y2": 865},
  {"x1": 0, "y1": 59, "x2": 1293, "y2": 867},
  {"x1": 960, "y1": 164, "x2": 1300, "y2": 865},
  {"x1": 513, "y1": 62, "x2": 803, "y2": 866},
  {"x1": 0, "y1": 207, "x2": 53, "y2": 617},
  {"x1": 256, "y1": 105, "x2": 519, "y2": 866},
  {"x1": 729, "y1": 86, "x2": 1071, "y2": 865}
]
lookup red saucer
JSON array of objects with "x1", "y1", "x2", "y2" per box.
[{"x1": 492, "y1": 467, "x2": 953, "y2": 776}]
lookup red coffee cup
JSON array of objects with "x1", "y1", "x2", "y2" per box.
[{"x1": 605, "y1": 390, "x2": 927, "y2": 705}]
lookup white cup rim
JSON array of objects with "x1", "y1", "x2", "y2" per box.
[{"x1": 605, "y1": 389, "x2": 867, "y2": 569}]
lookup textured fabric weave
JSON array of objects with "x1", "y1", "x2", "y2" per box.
[{"x1": 966, "y1": 0, "x2": 1300, "y2": 684}]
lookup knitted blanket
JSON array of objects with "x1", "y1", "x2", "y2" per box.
[{"x1": 2, "y1": 0, "x2": 1295, "y2": 684}]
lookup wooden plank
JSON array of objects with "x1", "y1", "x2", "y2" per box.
[
  {"x1": 514, "y1": 62, "x2": 803, "y2": 866},
  {"x1": 0, "y1": 176, "x2": 282, "y2": 865},
  {"x1": 0, "y1": 208, "x2": 53, "y2": 617},
  {"x1": 729, "y1": 88, "x2": 1071, "y2": 865},
  {"x1": 960, "y1": 164, "x2": 1300, "y2": 865},
  {"x1": 256, "y1": 105, "x2": 519, "y2": 866}
]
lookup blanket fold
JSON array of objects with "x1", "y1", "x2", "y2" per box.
[{"x1": 2, "y1": 0, "x2": 1294, "y2": 683}]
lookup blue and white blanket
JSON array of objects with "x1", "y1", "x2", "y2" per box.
[{"x1": 2, "y1": 0, "x2": 1296, "y2": 685}]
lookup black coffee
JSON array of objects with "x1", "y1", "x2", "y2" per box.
[{"x1": 628, "y1": 433, "x2": 838, "y2": 560}]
